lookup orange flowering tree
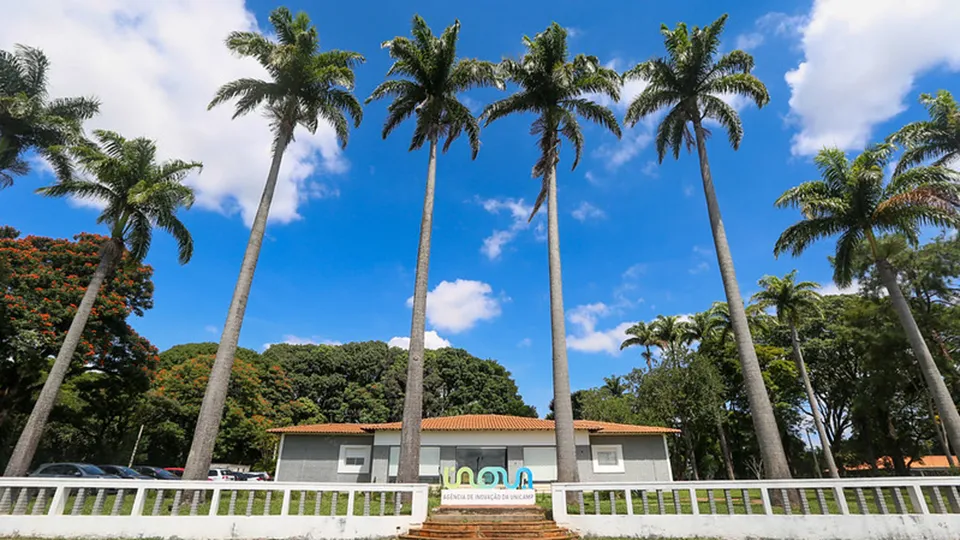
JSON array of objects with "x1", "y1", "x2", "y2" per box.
[
  {"x1": 138, "y1": 344, "x2": 323, "y2": 469},
  {"x1": 0, "y1": 228, "x2": 158, "y2": 464}
]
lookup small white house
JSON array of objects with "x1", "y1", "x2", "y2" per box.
[{"x1": 269, "y1": 414, "x2": 677, "y2": 484}]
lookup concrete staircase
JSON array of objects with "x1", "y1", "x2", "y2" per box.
[{"x1": 400, "y1": 506, "x2": 580, "y2": 540}]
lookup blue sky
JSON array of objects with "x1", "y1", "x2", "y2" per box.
[{"x1": 3, "y1": 0, "x2": 960, "y2": 416}]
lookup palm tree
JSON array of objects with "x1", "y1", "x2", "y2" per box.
[
  {"x1": 622, "y1": 15, "x2": 790, "y2": 479},
  {"x1": 651, "y1": 314, "x2": 688, "y2": 357},
  {"x1": 681, "y1": 308, "x2": 719, "y2": 344},
  {"x1": 0, "y1": 45, "x2": 99, "y2": 187},
  {"x1": 891, "y1": 90, "x2": 959, "y2": 175},
  {"x1": 365, "y1": 15, "x2": 499, "y2": 485},
  {"x1": 602, "y1": 375, "x2": 627, "y2": 397},
  {"x1": 182, "y1": 7, "x2": 363, "y2": 481},
  {"x1": 3, "y1": 130, "x2": 198, "y2": 476},
  {"x1": 752, "y1": 270, "x2": 839, "y2": 478},
  {"x1": 621, "y1": 321, "x2": 656, "y2": 369},
  {"x1": 774, "y1": 143, "x2": 960, "y2": 458},
  {"x1": 482, "y1": 23, "x2": 621, "y2": 483}
]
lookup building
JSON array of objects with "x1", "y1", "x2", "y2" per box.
[
  {"x1": 845, "y1": 455, "x2": 958, "y2": 476},
  {"x1": 269, "y1": 414, "x2": 678, "y2": 484}
]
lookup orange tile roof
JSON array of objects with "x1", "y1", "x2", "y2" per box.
[
  {"x1": 268, "y1": 423, "x2": 375, "y2": 435},
  {"x1": 268, "y1": 414, "x2": 678, "y2": 435},
  {"x1": 844, "y1": 455, "x2": 956, "y2": 471}
]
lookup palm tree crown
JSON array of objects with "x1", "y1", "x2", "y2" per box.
[
  {"x1": 651, "y1": 314, "x2": 689, "y2": 354},
  {"x1": 367, "y1": 15, "x2": 501, "y2": 157},
  {"x1": 681, "y1": 308, "x2": 719, "y2": 343},
  {"x1": 621, "y1": 321, "x2": 656, "y2": 368},
  {"x1": 37, "y1": 130, "x2": 199, "y2": 263},
  {"x1": 208, "y1": 7, "x2": 363, "y2": 152},
  {"x1": 482, "y1": 23, "x2": 622, "y2": 217},
  {"x1": 774, "y1": 143, "x2": 960, "y2": 285},
  {"x1": 751, "y1": 270, "x2": 821, "y2": 327},
  {"x1": 0, "y1": 44, "x2": 99, "y2": 187},
  {"x1": 622, "y1": 14, "x2": 768, "y2": 161},
  {"x1": 891, "y1": 90, "x2": 960, "y2": 176}
]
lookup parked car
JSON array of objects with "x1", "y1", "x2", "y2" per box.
[
  {"x1": 98, "y1": 465, "x2": 153, "y2": 479},
  {"x1": 29, "y1": 463, "x2": 117, "y2": 479},
  {"x1": 227, "y1": 471, "x2": 249, "y2": 481},
  {"x1": 208, "y1": 468, "x2": 234, "y2": 481},
  {"x1": 164, "y1": 467, "x2": 184, "y2": 477},
  {"x1": 133, "y1": 466, "x2": 180, "y2": 480},
  {"x1": 245, "y1": 472, "x2": 271, "y2": 482}
]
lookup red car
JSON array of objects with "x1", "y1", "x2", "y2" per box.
[{"x1": 163, "y1": 467, "x2": 184, "y2": 477}]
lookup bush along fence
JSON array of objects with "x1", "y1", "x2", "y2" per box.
[
  {"x1": 551, "y1": 477, "x2": 960, "y2": 540},
  {"x1": 0, "y1": 478, "x2": 429, "y2": 540}
]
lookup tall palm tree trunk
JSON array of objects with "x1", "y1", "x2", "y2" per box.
[
  {"x1": 716, "y1": 415, "x2": 736, "y2": 480},
  {"x1": 182, "y1": 129, "x2": 291, "y2": 481},
  {"x1": 4, "y1": 239, "x2": 121, "y2": 476},
  {"x1": 875, "y1": 258, "x2": 960, "y2": 457},
  {"x1": 692, "y1": 119, "x2": 791, "y2": 479},
  {"x1": 397, "y1": 139, "x2": 438, "y2": 484},
  {"x1": 789, "y1": 323, "x2": 839, "y2": 478},
  {"x1": 546, "y1": 162, "x2": 578, "y2": 483}
]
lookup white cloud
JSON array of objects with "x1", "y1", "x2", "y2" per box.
[
  {"x1": 584, "y1": 171, "x2": 600, "y2": 185},
  {"x1": 683, "y1": 185, "x2": 695, "y2": 197},
  {"x1": 407, "y1": 279, "x2": 501, "y2": 333},
  {"x1": 262, "y1": 334, "x2": 342, "y2": 350},
  {"x1": 735, "y1": 32, "x2": 765, "y2": 51},
  {"x1": 641, "y1": 160, "x2": 660, "y2": 178},
  {"x1": 566, "y1": 303, "x2": 635, "y2": 355},
  {"x1": 817, "y1": 279, "x2": 860, "y2": 296},
  {"x1": 784, "y1": 0, "x2": 960, "y2": 156},
  {"x1": 566, "y1": 27, "x2": 583, "y2": 38},
  {"x1": 689, "y1": 261, "x2": 710, "y2": 275},
  {"x1": 388, "y1": 331, "x2": 451, "y2": 350},
  {"x1": 204, "y1": 325, "x2": 218, "y2": 335},
  {"x1": 757, "y1": 12, "x2": 808, "y2": 37},
  {"x1": 478, "y1": 197, "x2": 538, "y2": 259},
  {"x1": 622, "y1": 263, "x2": 646, "y2": 280},
  {"x1": 571, "y1": 201, "x2": 606, "y2": 222},
  {"x1": 517, "y1": 337, "x2": 532, "y2": 348},
  {"x1": 692, "y1": 245, "x2": 713, "y2": 257},
  {"x1": 1, "y1": 0, "x2": 351, "y2": 226}
]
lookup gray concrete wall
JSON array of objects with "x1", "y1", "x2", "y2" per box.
[
  {"x1": 276, "y1": 434, "x2": 374, "y2": 483},
  {"x1": 370, "y1": 445, "x2": 389, "y2": 483},
  {"x1": 507, "y1": 446, "x2": 523, "y2": 479},
  {"x1": 439, "y1": 446, "x2": 456, "y2": 482},
  {"x1": 576, "y1": 435, "x2": 672, "y2": 482}
]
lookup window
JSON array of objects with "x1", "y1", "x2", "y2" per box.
[
  {"x1": 523, "y1": 447, "x2": 557, "y2": 481},
  {"x1": 338, "y1": 445, "x2": 371, "y2": 474},
  {"x1": 388, "y1": 446, "x2": 440, "y2": 478},
  {"x1": 591, "y1": 444, "x2": 625, "y2": 474}
]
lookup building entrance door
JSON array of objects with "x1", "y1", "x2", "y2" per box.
[{"x1": 455, "y1": 447, "x2": 506, "y2": 481}]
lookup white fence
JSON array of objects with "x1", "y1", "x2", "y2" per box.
[
  {"x1": 553, "y1": 477, "x2": 960, "y2": 540},
  {"x1": 0, "y1": 478, "x2": 429, "y2": 539}
]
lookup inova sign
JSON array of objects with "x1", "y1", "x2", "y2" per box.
[{"x1": 441, "y1": 466, "x2": 534, "y2": 489}]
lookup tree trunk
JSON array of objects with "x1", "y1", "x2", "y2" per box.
[
  {"x1": 3, "y1": 239, "x2": 120, "y2": 476},
  {"x1": 182, "y1": 129, "x2": 291, "y2": 481},
  {"x1": 875, "y1": 258, "x2": 960, "y2": 458},
  {"x1": 397, "y1": 139, "x2": 438, "y2": 484},
  {"x1": 683, "y1": 427, "x2": 700, "y2": 481},
  {"x1": 926, "y1": 395, "x2": 956, "y2": 468},
  {"x1": 789, "y1": 323, "x2": 839, "y2": 478},
  {"x1": 691, "y1": 118, "x2": 791, "y2": 479},
  {"x1": 546, "y1": 162, "x2": 579, "y2": 483},
  {"x1": 716, "y1": 415, "x2": 736, "y2": 480}
]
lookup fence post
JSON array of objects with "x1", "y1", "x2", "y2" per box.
[
  {"x1": 280, "y1": 488, "x2": 291, "y2": 517},
  {"x1": 908, "y1": 484, "x2": 930, "y2": 515},
  {"x1": 831, "y1": 486, "x2": 849, "y2": 515},
  {"x1": 689, "y1": 488, "x2": 699, "y2": 515},
  {"x1": 47, "y1": 485, "x2": 68, "y2": 516},
  {"x1": 208, "y1": 488, "x2": 222, "y2": 517},
  {"x1": 410, "y1": 486, "x2": 429, "y2": 525},
  {"x1": 552, "y1": 484, "x2": 568, "y2": 523},
  {"x1": 130, "y1": 486, "x2": 147, "y2": 517},
  {"x1": 759, "y1": 486, "x2": 772, "y2": 515}
]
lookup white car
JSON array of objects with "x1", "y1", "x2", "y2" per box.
[
  {"x1": 245, "y1": 471, "x2": 271, "y2": 482},
  {"x1": 208, "y1": 469, "x2": 234, "y2": 481}
]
